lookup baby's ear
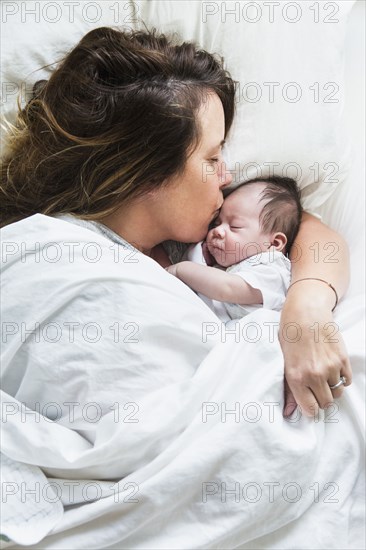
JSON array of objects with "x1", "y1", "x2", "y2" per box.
[{"x1": 271, "y1": 232, "x2": 287, "y2": 252}]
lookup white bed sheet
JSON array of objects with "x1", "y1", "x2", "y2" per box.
[{"x1": 0, "y1": 213, "x2": 365, "y2": 550}]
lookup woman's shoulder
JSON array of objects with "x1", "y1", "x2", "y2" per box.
[
  {"x1": 0, "y1": 213, "x2": 148, "y2": 279},
  {"x1": 1, "y1": 213, "x2": 101, "y2": 240},
  {"x1": 2, "y1": 213, "x2": 131, "y2": 249}
]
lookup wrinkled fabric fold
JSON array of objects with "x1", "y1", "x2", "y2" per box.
[{"x1": 1, "y1": 214, "x2": 364, "y2": 549}]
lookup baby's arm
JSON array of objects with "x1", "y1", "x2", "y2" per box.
[{"x1": 166, "y1": 261, "x2": 262, "y2": 305}]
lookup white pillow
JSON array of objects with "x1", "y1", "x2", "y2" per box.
[
  {"x1": 1, "y1": 0, "x2": 355, "y2": 212},
  {"x1": 135, "y1": 0, "x2": 355, "y2": 211}
]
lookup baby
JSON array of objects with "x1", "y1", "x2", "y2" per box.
[{"x1": 165, "y1": 176, "x2": 302, "y2": 320}]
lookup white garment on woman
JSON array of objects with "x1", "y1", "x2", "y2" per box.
[{"x1": 186, "y1": 242, "x2": 291, "y2": 321}]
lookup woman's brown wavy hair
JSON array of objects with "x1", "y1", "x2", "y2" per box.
[{"x1": 0, "y1": 26, "x2": 235, "y2": 228}]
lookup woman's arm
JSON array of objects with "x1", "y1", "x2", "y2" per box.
[
  {"x1": 280, "y1": 212, "x2": 352, "y2": 417},
  {"x1": 166, "y1": 261, "x2": 262, "y2": 304},
  {"x1": 289, "y1": 212, "x2": 350, "y2": 297}
]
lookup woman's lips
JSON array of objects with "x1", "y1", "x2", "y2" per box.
[
  {"x1": 211, "y1": 209, "x2": 221, "y2": 220},
  {"x1": 211, "y1": 201, "x2": 223, "y2": 219}
]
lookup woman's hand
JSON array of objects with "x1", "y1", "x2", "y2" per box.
[
  {"x1": 280, "y1": 212, "x2": 352, "y2": 417},
  {"x1": 279, "y1": 283, "x2": 352, "y2": 418}
]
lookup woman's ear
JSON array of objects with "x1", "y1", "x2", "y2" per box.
[{"x1": 270, "y1": 232, "x2": 287, "y2": 252}]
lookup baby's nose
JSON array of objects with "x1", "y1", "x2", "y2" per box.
[{"x1": 213, "y1": 225, "x2": 225, "y2": 238}]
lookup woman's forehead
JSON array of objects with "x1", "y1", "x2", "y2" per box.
[{"x1": 197, "y1": 93, "x2": 225, "y2": 147}]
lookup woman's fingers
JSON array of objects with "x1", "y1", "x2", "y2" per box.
[
  {"x1": 324, "y1": 335, "x2": 352, "y2": 397},
  {"x1": 326, "y1": 380, "x2": 345, "y2": 399},
  {"x1": 283, "y1": 379, "x2": 298, "y2": 417},
  {"x1": 340, "y1": 345, "x2": 353, "y2": 386},
  {"x1": 307, "y1": 379, "x2": 337, "y2": 410},
  {"x1": 284, "y1": 356, "x2": 352, "y2": 417},
  {"x1": 284, "y1": 376, "x2": 319, "y2": 418}
]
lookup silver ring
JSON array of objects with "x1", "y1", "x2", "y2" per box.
[{"x1": 329, "y1": 376, "x2": 347, "y2": 390}]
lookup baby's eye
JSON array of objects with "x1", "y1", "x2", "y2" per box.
[{"x1": 230, "y1": 226, "x2": 243, "y2": 230}]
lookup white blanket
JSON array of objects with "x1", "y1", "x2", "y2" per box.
[{"x1": 1, "y1": 214, "x2": 365, "y2": 549}]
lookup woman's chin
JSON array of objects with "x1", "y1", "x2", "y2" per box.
[
  {"x1": 176, "y1": 222, "x2": 215, "y2": 244},
  {"x1": 192, "y1": 227, "x2": 211, "y2": 243},
  {"x1": 175, "y1": 230, "x2": 206, "y2": 244}
]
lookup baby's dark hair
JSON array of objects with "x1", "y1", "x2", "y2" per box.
[{"x1": 230, "y1": 176, "x2": 302, "y2": 255}]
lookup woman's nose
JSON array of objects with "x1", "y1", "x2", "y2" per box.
[{"x1": 219, "y1": 161, "x2": 233, "y2": 189}]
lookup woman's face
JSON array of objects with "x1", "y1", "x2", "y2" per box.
[{"x1": 157, "y1": 93, "x2": 233, "y2": 243}]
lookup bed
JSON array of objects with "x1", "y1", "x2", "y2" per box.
[{"x1": 1, "y1": 1, "x2": 365, "y2": 548}]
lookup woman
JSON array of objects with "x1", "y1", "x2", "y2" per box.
[{"x1": 1, "y1": 26, "x2": 351, "y2": 421}]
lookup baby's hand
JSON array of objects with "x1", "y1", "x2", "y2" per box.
[{"x1": 165, "y1": 264, "x2": 179, "y2": 277}]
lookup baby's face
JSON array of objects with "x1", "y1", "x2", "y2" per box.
[{"x1": 205, "y1": 183, "x2": 271, "y2": 267}]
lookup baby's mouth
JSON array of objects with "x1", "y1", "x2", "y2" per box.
[{"x1": 208, "y1": 242, "x2": 225, "y2": 256}]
